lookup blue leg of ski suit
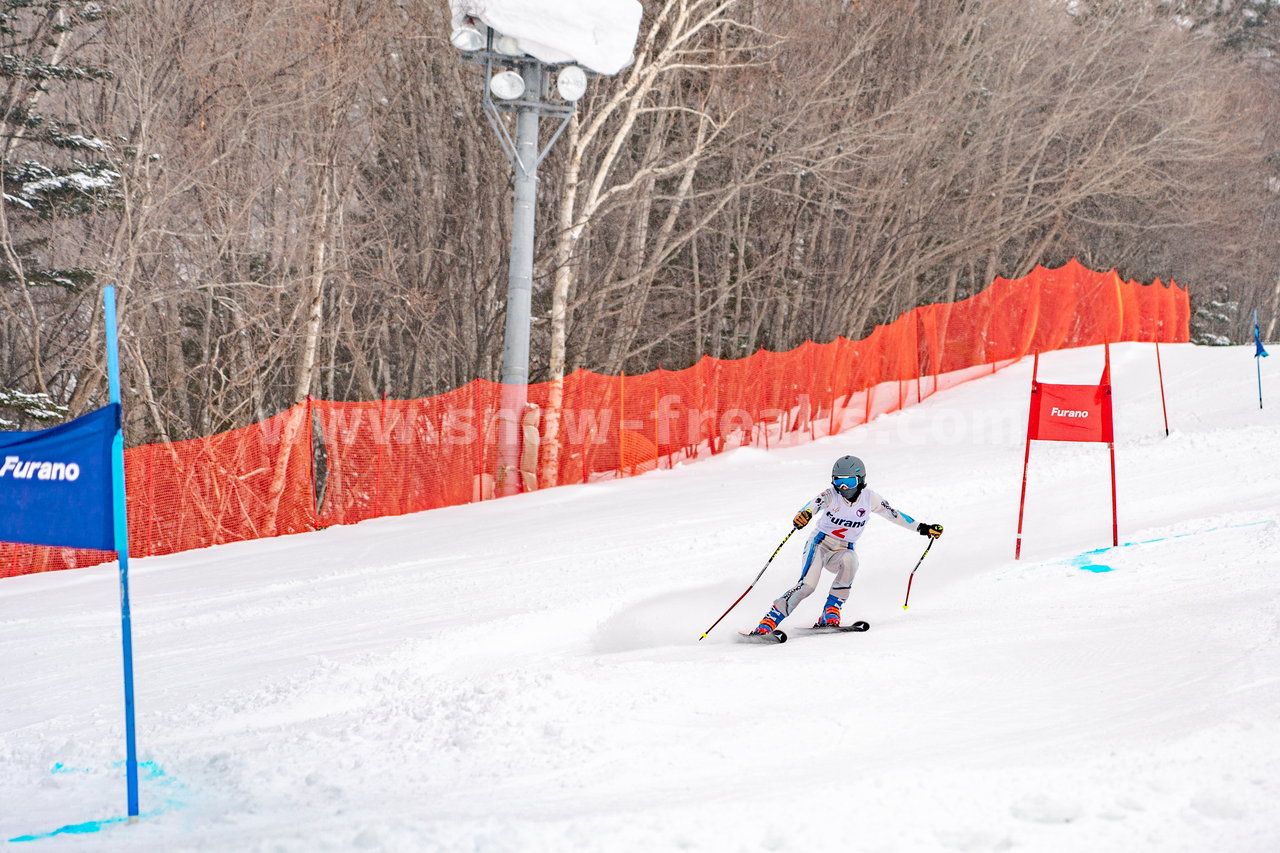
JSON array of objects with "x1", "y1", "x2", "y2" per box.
[{"x1": 771, "y1": 532, "x2": 859, "y2": 617}]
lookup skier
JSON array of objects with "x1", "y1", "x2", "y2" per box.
[{"x1": 749, "y1": 455, "x2": 943, "y2": 634}]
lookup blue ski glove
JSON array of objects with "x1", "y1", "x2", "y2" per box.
[{"x1": 917, "y1": 523, "x2": 943, "y2": 538}]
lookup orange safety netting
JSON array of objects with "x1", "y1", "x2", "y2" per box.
[
  {"x1": 1, "y1": 259, "x2": 1189, "y2": 578},
  {"x1": 1, "y1": 405, "x2": 316, "y2": 577}
]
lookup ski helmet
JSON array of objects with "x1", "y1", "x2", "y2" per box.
[{"x1": 831, "y1": 455, "x2": 866, "y2": 502}]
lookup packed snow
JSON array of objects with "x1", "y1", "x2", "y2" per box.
[
  {"x1": 1, "y1": 342, "x2": 1278, "y2": 852},
  {"x1": 450, "y1": 0, "x2": 642, "y2": 75}
]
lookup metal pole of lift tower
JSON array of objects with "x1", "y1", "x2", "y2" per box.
[{"x1": 459, "y1": 27, "x2": 581, "y2": 495}]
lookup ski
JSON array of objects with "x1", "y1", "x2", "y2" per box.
[
  {"x1": 735, "y1": 621, "x2": 869, "y2": 644},
  {"x1": 737, "y1": 629, "x2": 788, "y2": 644},
  {"x1": 735, "y1": 619, "x2": 871, "y2": 645},
  {"x1": 804, "y1": 620, "x2": 871, "y2": 634}
]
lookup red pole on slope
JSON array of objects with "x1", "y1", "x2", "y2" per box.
[
  {"x1": 1155, "y1": 341, "x2": 1170, "y2": 436},
  {"x1": 1105, "y1": 342, "x2": 1118, "y2": 546},
  {"x1": 1015, "y1": 434, "x2": 1033, "y2": 560},
  {"x1": 1014, "y1": 353, "x2": 1039, "y2": 560},
  {"x1": 1109, "y1": 442, "x2": 1119, "y2": 547}
]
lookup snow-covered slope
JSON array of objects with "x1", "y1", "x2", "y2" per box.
[{"x1": 2, "y1": 343, "x2": 1278, "y2": 852}]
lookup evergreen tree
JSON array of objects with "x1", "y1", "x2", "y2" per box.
[
  {"x1": 0, "y1": 0, "x2": 116, "y2": 293},
  {"x1": 1191, "y1": 285, "x2": 1242, "y2": 346},
  {"x1": 0, "y1": 386, "x2": 67, "y2": 428}
]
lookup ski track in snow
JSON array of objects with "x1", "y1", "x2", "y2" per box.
[{"x1": 1, "y1": 343, "x2": 1279, "y2": 852}]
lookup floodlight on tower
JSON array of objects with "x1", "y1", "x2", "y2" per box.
[
  {"x1": 556, "y1": 65, "x2": 587, "y2": 101},
  {"x1": 489, "y1": 70, "x2": 526, "y2": 100}
]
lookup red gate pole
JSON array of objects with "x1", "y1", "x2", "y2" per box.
[
  {"x1": 1015, "y1": 352, "x2": 1040, "y2": 560},
  {"x1": 1105, "y1": 342, "x2": 1118, "y2": 545},
  {"x1": 1155, "y1": 341, "x2": 1169, "y2": 436},
  {"x1": 1109, "y1": 441, "x2": 1119, "y2": 547},
  {"x1": 1015, "y1": 433, "x2": 1033, "y2": 560}
]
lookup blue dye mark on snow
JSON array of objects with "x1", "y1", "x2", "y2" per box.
[
  {"x1": 1004, "y1": 520, "x2": 1273, "y2": 577},
  {"x1": 1062, "y1": 547, "x2": 1117, "y2": 573},
  {"x1": 8, "y1": 761, "x2": 187, "y2": 843},
  {"x1": 8, "y1": 816, "x2": 132, "y2": 842},
  {"x1": 1070, "y1": 520, "x2": 1272, "y2": 571}
]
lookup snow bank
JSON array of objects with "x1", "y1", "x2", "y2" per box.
[{"x1": 450, "y1": 0, "x2": 642, "y2": 75}]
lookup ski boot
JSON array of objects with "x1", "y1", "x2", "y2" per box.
[
  {"x1": 750, "y1": 607, "x2": 785, "y2": 635},
  {"x1": 813, "y1": 595, "x2": 842, "y2": 628}
]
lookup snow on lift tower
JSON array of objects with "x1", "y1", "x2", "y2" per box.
[{"x1": 449, "y1": 0, "x2": 642, "y2": 76}]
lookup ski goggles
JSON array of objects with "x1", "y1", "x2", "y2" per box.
[{"x1": 833, "y1": 476, "x2": 862, "y2": 490}]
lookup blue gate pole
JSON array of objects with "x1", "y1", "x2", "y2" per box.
[
  {"x1": 104, "y1": 286, "x2": 140, "y2": 820},
  {"x1": 1256, "y1": 309, "x2": 1269, "y2": 409}
]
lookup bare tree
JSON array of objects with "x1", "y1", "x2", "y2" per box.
[{"x1": 3, "y1": 0, "x2": 1277, "y2": 447}]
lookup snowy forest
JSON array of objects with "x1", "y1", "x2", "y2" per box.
[{"x1": 2, "y1": 0, "x2": 1280, "y2": 443}]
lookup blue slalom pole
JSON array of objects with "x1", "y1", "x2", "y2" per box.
[
  {"x1": 104, "y1": 286, "x2": 139, "y2": 821},
  {"x1": 1255, "y1": 310, "x2": 1269, "y2": 410}
]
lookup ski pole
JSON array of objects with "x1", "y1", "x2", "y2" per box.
[
  {"x1": 698, "y1": 528, "x2": 795, "y2": 640},
  {"x1": 902, "y1": 537, "x2": 936, "y2": 610}
]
